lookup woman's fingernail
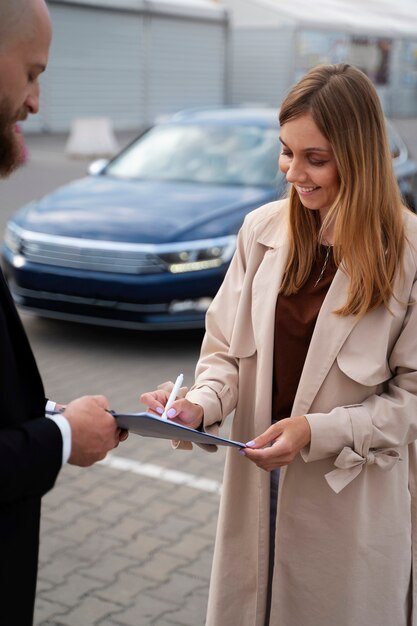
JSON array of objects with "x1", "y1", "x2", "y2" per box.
[
  {"x1": 167, "y1": 408, "x2": 176, "y2": 418},
  {"x1": 156, "y1": 407, "x2": 164, "y2": 415},
  {"x1": 238, "y1": 449, "x2": 246, "y2": 455},
  {"x1": 245, "y1": 440, "x2": 256, "y2": 447}
]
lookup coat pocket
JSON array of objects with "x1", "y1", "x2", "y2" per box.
[{"x1": 336, "y1": 347, "x2": 392, "y2": 386}]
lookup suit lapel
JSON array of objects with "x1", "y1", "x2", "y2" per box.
[{"x1": 292, "y1": 268, "x2": 360, "y2": 416}]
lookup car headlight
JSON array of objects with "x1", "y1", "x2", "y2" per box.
[
  {"x1": 4, "y1": 223, "x2": 23, "y2": 254},
  {"x1": 158, "y1": 236, "x2": 237, "y2": 273}
]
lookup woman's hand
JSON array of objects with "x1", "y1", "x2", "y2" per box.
[
  {"x1": 140, "y1": 389, "x2": 204, "y2": 430},
  {"x1": 241, "y1": 416, "x2": 311, "y2": 471}
]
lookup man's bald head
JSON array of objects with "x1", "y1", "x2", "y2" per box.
[
  {"x1": 0, "y1": 0, "x2": 51, "y2": 176},
  {"x1": 0, "y1": 0, "x2": 46, "y2": 53}
]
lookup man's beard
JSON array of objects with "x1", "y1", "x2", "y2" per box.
[{"x1": 0, "y1": 98, "x2": 27, "y2": 178}]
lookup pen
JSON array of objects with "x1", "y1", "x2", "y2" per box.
[{"x1": 161, "y1": 373, "x2": 184, "y2": 420}]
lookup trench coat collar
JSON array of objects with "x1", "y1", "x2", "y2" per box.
[{"x1": 251, "y1": 212, "x2": 360, "y2": 419}]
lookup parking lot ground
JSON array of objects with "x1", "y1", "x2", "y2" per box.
[
  {"x1": 28, "y1": 313, "x2": 230, "y2": 626},
  {"x1": 25, "y1": 313, "x2": 230, "y2": 626}
]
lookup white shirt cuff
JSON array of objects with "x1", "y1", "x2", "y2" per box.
[
  {"x1": 45, "y1": 399, "x2": 56, "y2": 413},
  {"x1": 45, "y1": 401, "x2": 72, "y2": 465}
]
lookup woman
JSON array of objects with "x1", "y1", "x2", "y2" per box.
[{"x1": 141, "y1": 64, "x2": 417, "y2": 626}]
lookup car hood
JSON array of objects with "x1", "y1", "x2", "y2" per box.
[{"x1": 13, "y1": 176, "x2": 279, "y2": 243}]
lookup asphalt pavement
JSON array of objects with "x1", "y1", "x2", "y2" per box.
[{"x1": 1, "y1": 117, "x2": 417, "y2": 626}]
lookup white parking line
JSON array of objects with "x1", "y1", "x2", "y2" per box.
[{"x1": 99, "y1": 453, "x2": 222, "y2": 495}]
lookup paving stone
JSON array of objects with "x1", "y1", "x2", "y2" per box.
[
  {"x1": 131, "y1": 550, "x2": 189, "y2": 582},
  {"x1": 116, "y1": 481, "x2": 163, "y2": 509},
  {"x1": 33, "y1": 596, "x2": 69, "y2": 626},
  {"x1": 116, "y1": 532, "x2": 170, "y2": 562},
  {"x1": 77, "y1": 484, "x2": 120, "y2": 508},
  {"x1": 172, "y1": 495, "x2": 219, "y2": 523},
  {"x1": 49, "y1": 515, "x2": 105, "y2": 544},
  {"x1": 194, "y1": 515, "x2": 218, "y2": 539},
  {"x1": 178, "y1": 546, "x2": 213, "y2": 581},
  {"x1": 66, "y1": 532, "x2": 125, "y2": 562},
  {"x1": 160, "y1": 592, "x2": 208, "y2": 626},
  {"x1": 147, "y1": 572, "x2": 206, "y2": 606},
  {"x1": 94, "y1": 571, "x2": 159, "y2": 605},
  {"x1": 80, "y1": 553, "x2": 137, "y2": 583},
  {"x1": 35, "y1": 578, "x2": 55, "y2": 594},
  {"x1": 150, "y1": 620, "x2": 188, "y2": 626},
  {"x1": 165, "y1": 532, "x2": 213, "y2": 558},
  {"x1": 51, "y1": 596, "x2": 122, "y2": 626},
  {"x1": 39, "y1": 516, "x2": 62, "y2": 536},
  {"x1": 103, "y1": 515, "x2": 152, "y2": 542},
  {"x1": 151, "y1": 514, "x2": 199, "y2": 542},
  {"x1": 60, "y1": 468, "x2": 106, "y2": 493},
  {"x1": 38, "y1": 533, "x2": 76, "y2": 564},
  {"x1": 162, "y1": 486, "x2": 204, "y2": 506},
  {"x1": 139, "y1": 497, "x2": 181, "y2": 523},
  {"x1": 88, "y1": 498, "x2": 142, "y2": 525},
  {"x1": 100, "y1": 593, "x2": 173, "y2": 626},
  {"x1": 39, "y1": 572, "x2": 106, "y2": 607},
  {"x1": 45, "y1": 500, "x2": 93, "y2": 525},
  {"x1": 40, "y1": 552, "x2": 87, "y2": 583},
  {"x1": 41, "y1": 483, "x2": 80, "y2": 510}
]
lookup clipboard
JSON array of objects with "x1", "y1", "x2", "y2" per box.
[{"x1": 112, "y1": 411, "x2": 245, "y2": 448}]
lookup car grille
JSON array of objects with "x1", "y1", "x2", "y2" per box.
[{"x1": 21, "y1": 240, "x2": 167, "y2": 275}]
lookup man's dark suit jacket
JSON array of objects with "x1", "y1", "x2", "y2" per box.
[{"x1": 0, "y1": 270, "x2": 62, "y2": 625}]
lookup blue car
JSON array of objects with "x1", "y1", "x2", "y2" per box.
[{"x1": 2, "y1": 109, "x2": 416, "y2": 330}]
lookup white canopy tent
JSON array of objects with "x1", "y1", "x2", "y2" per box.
[
  {"x1": 227, "y1": 0, "x2": 417, "y2": 36},
  {"x1": 53, "y1": 0, "x2": 226, "y2": 20},
  {"x1": 226, "y1": 0, "x2": 417, "y2": 116}
]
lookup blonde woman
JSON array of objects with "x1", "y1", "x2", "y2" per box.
[{"x1": 142, "y1": 64, "x2": 417, "y2": 626}]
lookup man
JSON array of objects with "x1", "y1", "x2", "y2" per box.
[{"x1": 0, "y1": 1, "x2": 127, "y2": 623}]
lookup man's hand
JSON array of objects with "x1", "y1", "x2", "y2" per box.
[
  {"x1": 241, "y1": 416, "x2": 311, "y2": 471},
  {"x1": 64, "y1": 395, "x2": 127, "y2": 467}
]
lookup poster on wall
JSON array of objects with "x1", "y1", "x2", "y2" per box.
[
  {"x1": 401, "y1": 41, "x2": 417, "y2": 87},
  {"x1": 296, "y1": 31, "x2": 392, "y2": 86},
  {"x1": 295, "y1": 31, "x2": 349, "y2": 81},
  {"x1": 349, "y1": 36, "x2": 392, "y2": 85}
]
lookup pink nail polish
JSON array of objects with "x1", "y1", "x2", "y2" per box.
[
  {"x1": 245, "y1": 440, "x2": 256, "y2": 447},
  {"x1": 167, "y1": 408, "x2": 176, "y2": 418},
  {"x1": 156, "y1": 407, "x2": 164, "y2": 414}
]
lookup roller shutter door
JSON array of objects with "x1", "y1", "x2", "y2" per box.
[
  {"x1": 146, "y1": 16, "x2": 227, "y2": 121},
  {"x1": 24, "y1": 3, "x2": 145, "y2": 132}
]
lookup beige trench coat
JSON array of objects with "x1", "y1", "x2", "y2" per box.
[{"x1": 184, "y1": 199, "x2": 417, "y2": 626}]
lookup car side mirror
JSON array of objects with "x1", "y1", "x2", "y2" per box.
[{"x1": 88, "y1": 158, "x2": 109, "y2": 176}]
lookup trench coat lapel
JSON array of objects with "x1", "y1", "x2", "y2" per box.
[
  {"x1": 252, "y1": 245, "x2": 289, "y2": 355},
  {"x1": 251, "y1": 207, "x2": 291, "y2": 357},
  {"x1": 292, "y1": 268, "x2": 360, "y2": 416},
  {"x1": 251, "y1": 230, "x2": 290, "y2": 432}
]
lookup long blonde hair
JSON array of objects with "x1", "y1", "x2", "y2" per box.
[{"x1": 279, "y1": 63, "x2": 406, "y2": 317}]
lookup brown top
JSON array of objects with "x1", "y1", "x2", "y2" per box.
[{"x1": 272, "y1": 244, "x2": 338, "y2": 421}]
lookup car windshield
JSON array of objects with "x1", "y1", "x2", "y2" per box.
[{"x1": 105, "y1": 124, "x2": 282, "y2": 187}]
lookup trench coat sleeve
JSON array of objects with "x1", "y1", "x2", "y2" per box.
[
  {"x1": 185, "y1": 218, "x2": 255, "y2": 437},
  {"x1": 302, "y1": 276, "x2": 417, "y2": 492}
]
